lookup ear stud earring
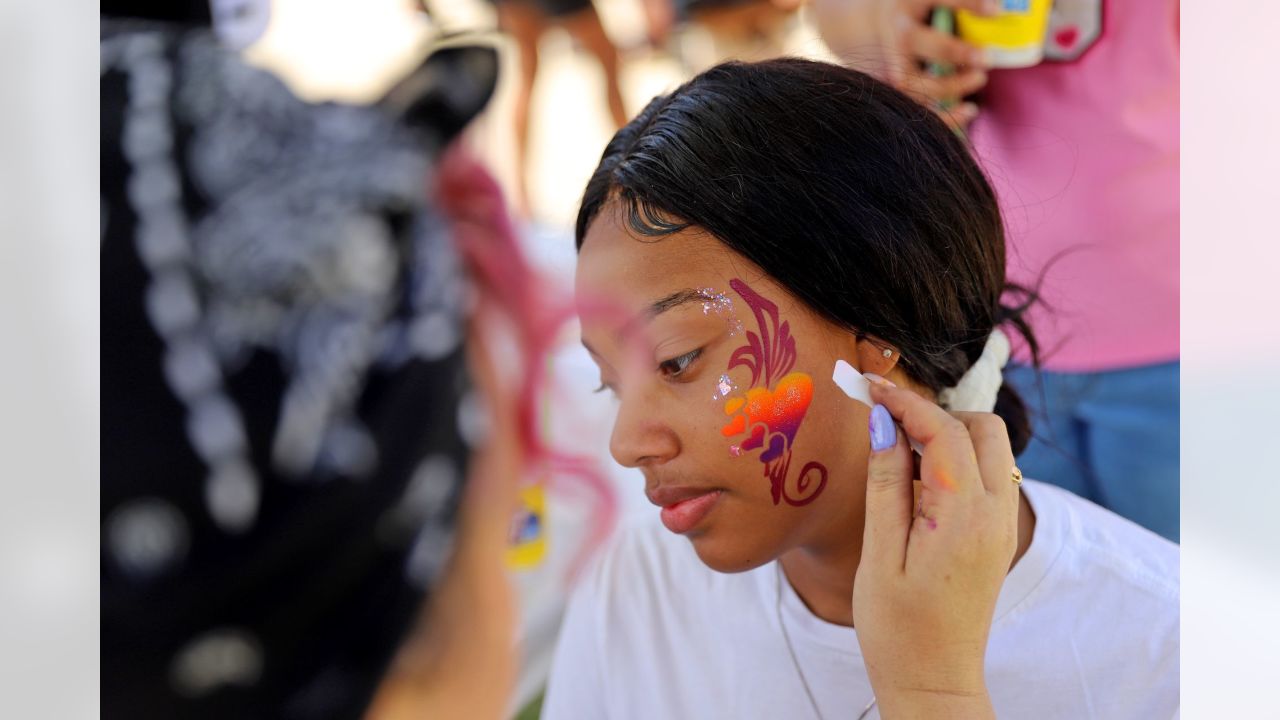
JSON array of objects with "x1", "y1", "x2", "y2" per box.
[{"x1": 882, "y1": 348, "x2": 893, "y2": 358}]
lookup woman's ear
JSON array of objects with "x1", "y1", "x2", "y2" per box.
[{"x1": 853, "y1": 336, "x2": 901, "y2": 378}]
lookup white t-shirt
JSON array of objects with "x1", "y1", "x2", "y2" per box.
[{"x1": 542, "y1": 481, "x2": 1179, "y2": 719}]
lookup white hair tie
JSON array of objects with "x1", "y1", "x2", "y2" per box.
[{"x1": 936, "y1": 329, "x2": 1010, "y2": 413}]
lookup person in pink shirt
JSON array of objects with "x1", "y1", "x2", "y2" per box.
[{"x1": 814, "y1": 0, "x2": 1180, "y2": 540}]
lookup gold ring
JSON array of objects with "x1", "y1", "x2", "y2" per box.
[{"x1": 1011, "y1": 466, "x2": 1023, "y2": 486}]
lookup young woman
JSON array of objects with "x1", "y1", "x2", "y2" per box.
[{"x1": 543, "y1": 58, "x2": 1178, "y2": 718}]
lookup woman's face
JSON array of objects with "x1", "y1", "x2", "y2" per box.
[{"x1": 576, "y1": 204, "x2": 885, "y2": 572}]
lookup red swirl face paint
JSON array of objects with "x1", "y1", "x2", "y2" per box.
[{"x1": 719, "y1": 279, "x2": 828, "y2": 506}]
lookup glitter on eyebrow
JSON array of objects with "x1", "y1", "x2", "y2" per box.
[
  {"x1": 699, "y1": 287, "x2": 744, "y2": 336},
  {"x1": 699, "y1": 287, "x2": 734, "y2": 315}
]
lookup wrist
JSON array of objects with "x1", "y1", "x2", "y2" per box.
[
  {"x1": 875, "y1": 683, "x2": 994, "y2": 720},
  {"x1": 866, "y1": 656, "x2": 991, "y2": 719}
]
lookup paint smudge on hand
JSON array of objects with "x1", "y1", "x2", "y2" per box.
[{"x1": 916, "y1": 501, "x2": 939, "y2": 531}]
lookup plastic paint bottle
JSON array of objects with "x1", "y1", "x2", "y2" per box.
[{"x1": 957, "y1": 0, "x2": 1055, "y2": 68}]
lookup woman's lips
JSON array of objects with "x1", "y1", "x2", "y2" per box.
[{"x1": 654, "y1": 490, "x2": 723, "y2": 535}]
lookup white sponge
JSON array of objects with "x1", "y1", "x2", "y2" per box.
[{"x1": 831, "y1": 359, "x2": 872, "y2": 407}]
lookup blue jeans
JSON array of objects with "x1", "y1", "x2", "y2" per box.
[{"x1": 1003, "y1": 361, "x2": 1180, "y2": 542}]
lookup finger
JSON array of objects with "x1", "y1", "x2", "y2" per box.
[
  {"x1": 951, "y1": 411, "x2": 1017, "y2": 500},
  {"x1": 916, "y1": 0, "x2": 1002, "y2": 16},
  {"x1": 904, "y1": 68, "x2": 988, "y2": 104},
  {"x1": 935, "y1": 101, "x2": 979, "y2": 131},
  {"x1": 949, "y1": 412, "x2": 1021, "y2": 566},
  {"x1": 903, "y1": 24, "x2": 988, "y2": 67},
  {"x1": 868, "y1": 380, "x2": 983, "y2": 496},
  {"x1": 863, "y1": 403, "x2": 915, "y2": 572}
]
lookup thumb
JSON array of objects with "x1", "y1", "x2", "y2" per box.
[{"x1": 862, "y1": 403, "x2": 914, "y2": 572}]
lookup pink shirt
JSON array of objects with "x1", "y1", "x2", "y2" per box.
[{"x1": 970, "y1": 0, "x2": 1179, "y2": 371}]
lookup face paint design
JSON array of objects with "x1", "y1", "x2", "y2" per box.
[
  {"x1": 712, "y1": 373, "x2": 737, "y2": 401},
  {"x1": 719, "y1": 279, "x2": 828, "y2": 506}
]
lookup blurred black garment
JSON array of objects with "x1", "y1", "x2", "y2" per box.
[
  {"x1": 101, "y1": 0, "x2": 213, "y2": 25},
  {"x1": 101, "y1": 16, "x2": 496, "y2": 719},
  {"x1": 480, "y1": 0, "x2": 594, "y2": 19}
]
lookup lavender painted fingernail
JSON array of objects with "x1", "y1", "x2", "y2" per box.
[{"x1": 869, "y1": 404, "x2": 897, "y2": 452}]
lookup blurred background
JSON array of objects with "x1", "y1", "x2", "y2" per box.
[
  {"x1": 240, "y1": 0, "x2": 832, "y2": 228},
  {"x1": 234, "y1": 2, "x2": 838, "y2": 714}
]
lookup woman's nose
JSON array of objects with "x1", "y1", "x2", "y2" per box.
[{"x1": 608, "y1": 393, "x2": 680, "y2": 469}]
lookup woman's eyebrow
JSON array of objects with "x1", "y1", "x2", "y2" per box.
[
  {"x1": 646, "y1": 289, "x2": 711, "y2": 318},
  {"x1": 589, "y1": 289, "x2": 713, "y2": 354}
]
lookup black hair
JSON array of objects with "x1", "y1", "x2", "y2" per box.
[{"x1": 575, "y1": 57, "x2": 1040, "y2": 454}]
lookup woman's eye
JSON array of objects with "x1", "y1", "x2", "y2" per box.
[{"x1": 658, "y1": 348, "x2": 702, "y2": 379}]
